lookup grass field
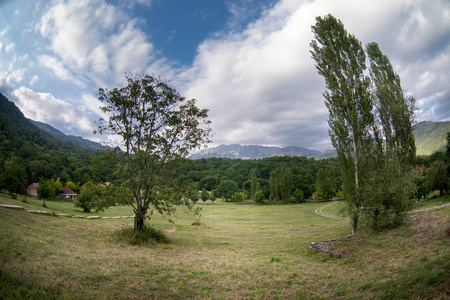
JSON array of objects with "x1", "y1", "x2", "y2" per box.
[{"x1": 0, "y1": 193, "x2": 449, "y2": 299}]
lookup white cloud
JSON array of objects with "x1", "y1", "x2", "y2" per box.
[
  {"x1": 11, "y1": 86, "x2": 97, "y2": 136},
  {"x1": 38, "y1": 0, "x2": 154, "y2": 87},
  {"x1": 181, "y1": 0, "x2": 450, "y2": 150}
]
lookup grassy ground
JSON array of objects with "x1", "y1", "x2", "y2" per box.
[{"x1": 0, "y1": 193, "x2": 449, "y2": 299}]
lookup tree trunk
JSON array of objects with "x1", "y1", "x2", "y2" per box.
[{"x1": 134, "y1": 206, "x2": 146, "y2": 231}]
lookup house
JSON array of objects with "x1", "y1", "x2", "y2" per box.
[
  {"x1": 61, "y1": 186, "x2": 77, "y2": 201},
  {"x1": 27, "y1": 183, "x2": 39, "y2": 197}
]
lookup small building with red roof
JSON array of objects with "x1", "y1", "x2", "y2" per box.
[
  {"x1": 27, "y1": 183, "x2": 39, "y2": 197},
  {"x1": 61, "y1": 186, "x2": 77, "y2": 201}
]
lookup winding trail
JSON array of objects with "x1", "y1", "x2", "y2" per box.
[
  {"x1": 314, "y1": 201, "x2": 348, "y2": 219},
  {"x1": 314, "y1": 200, "x2": 450, "y2": 219}
]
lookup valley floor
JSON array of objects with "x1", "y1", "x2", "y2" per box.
[{"x1": 0, "y1": 193, "x2": 449, "y2": 299}]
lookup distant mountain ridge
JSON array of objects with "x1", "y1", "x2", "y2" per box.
[
  {"x1": 190, "y1": 121, "x2": 450, "y2": 160},
  {"x1": 30, "y1": 120, "x2": 105, "y2": 151},
  {"x1": 190, "y1": 144, "x2": 322, "y2": 159}
]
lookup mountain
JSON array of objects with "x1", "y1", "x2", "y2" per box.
[
  {"x1": 414, "y1": 121, "x2": 450, "y2": 156},
  {"x1": 30, "y1": 120, "x2": 104, "y2": 151},
  {"x1": 190, "y1": 144, "x2": 322, "y2": 159}
]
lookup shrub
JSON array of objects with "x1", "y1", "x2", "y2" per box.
[
  {"x1": 254, "y1": 190, "x2": 265, "y2": 204},
  {"x1": 112, "y1": 224, "x2": 168, "y2": 245}
]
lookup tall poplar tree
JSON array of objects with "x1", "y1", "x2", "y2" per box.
[
  {"x1": 311, "y1": 14, "x2": 374, "y2": 234},
  {"x1": 363, "y1": 42, "x2": 417, "y2": 229}
]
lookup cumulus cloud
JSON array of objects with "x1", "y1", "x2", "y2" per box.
[
  {"x1": 182, "y1": 0, "x2": 450, "y2": 150},
  {"x1": 11, "y1": 87, "x2": 97, "y2": 137},
  {"x1": 39, "y1": 0, "x2": 154, "y2": 87}
]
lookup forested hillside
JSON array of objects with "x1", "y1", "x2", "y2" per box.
[
  {"x1": 414, "y1": 121, "x2": 450, "y2": 155},
  {"x1": 0, "y1": 93, "x2": 113, "y2": 194}
]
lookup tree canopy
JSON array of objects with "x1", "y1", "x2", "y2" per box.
[{"x1": 96, "y1": 74, "x2": 211, "y2": 230}]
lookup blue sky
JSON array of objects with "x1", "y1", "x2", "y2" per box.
[{"x1": 0, "y1": 0, "x2": 449, "y2": 151}]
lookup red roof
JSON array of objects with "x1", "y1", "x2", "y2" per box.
[
  {"x1": 61, "y1": 186, "x2": 77, "y2": 195},
  {"x1": 27, "y1": 183, "x2": 39, "y2": 189}
]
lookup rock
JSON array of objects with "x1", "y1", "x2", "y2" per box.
[{"x1": 192, "y1": 221, "x2": 206, "y2": 226}]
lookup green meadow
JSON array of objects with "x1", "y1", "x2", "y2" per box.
[{"x1": 0, "y1": 193, "x2": 449, "y2": 299}]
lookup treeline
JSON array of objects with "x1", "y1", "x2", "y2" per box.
[
  {"x1": 0, "y1": 93, "x2": 114, "y2": 195},
  {"x1": 175, "y1": 155, "x2": 342, "y2": 202}
]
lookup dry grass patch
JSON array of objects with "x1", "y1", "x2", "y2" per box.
[{"x1": 0, "y1": 196, "x2": 449, "y2": 299}]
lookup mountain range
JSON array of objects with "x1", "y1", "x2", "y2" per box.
[
  {"x1": 190, "y1": 121, "x2": 450, "y2": 159},
  {"x1": 1, "y1": 92, "x2": 448, "y2": 159}
]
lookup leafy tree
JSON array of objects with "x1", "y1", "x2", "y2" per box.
[
  {"x1": 311, "y1": 14, "x2": 373, "y2": 234},
  {"x1": 270, "y1": 167, "x2": 293, "y2": 203},
  {"x1": 250, "y1": 169, "x2": 257, "y2": 199},
  {"x1": 232, "y1": 191, "x2": 247, "y2": 202},
  {"x1": 1, "y1": 157, "x2": 27, "y2": 195},
  {"x1": 75, "y1": 181, "x2": 103, "y2": 212},
  {"x1": 209, "y1": 191, "x2": 216, "y2": 204},
  {"x1": 254, "y1": 190, "x2": 265, "y2": 204},
  {"x1": 425, "y1": 160, "x2": 448, "y2": 196},
  {"x1": 316, "y1": 166, "x2": 335, "y2": 201},
  {"x1": 200, "y1": 188, "x2": 209, "y2": 203},
  {"x1": 37, "y1": 178, "x2": 63, "y2": 207},
  {"x1": 292, "y1": 188, "x2": 304, "y2": 203},
  {"x1": 96, "y1": 74, "x2": 211, "y2": 231},
  {"x1": 217, "y1": 180, "x2": 239, "y2": 201},
  {"x1": 362, "y1": 42, "x2": 417, "y2": 229}
]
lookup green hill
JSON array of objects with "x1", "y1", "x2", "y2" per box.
[{"x1": 414, "y1": 121, "x2": 450, "y2": 156}]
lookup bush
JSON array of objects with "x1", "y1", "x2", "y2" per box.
[
  {"x1": 231, "y1": 192, "x2": 247, "y2": 202},
  {"x1": 112, "y1": 224, "x2": 168, "y2": 245},
  {"x1": 254, "y1": 190, "x2": 265, "y2": 204}
]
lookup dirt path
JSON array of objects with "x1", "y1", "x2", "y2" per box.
[
  {"x1": 314, "y1": 201, "x2": 348, "y2": 219},
  {"x1": 314, "y1": 201, "x2": 450, "y2": 219}
]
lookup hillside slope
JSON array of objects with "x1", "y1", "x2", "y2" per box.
[{"x1": 414, "y1": 121, "x2": 450, "y2": 156}]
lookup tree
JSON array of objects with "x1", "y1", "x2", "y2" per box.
[
  {"x1": 74, "y1": 181, "x2": 106, "y2": 212},
  {"x1": 254, "y1": 190, "x2": 265, "y2": 204},
  {"x1": 200, "y1": 188, "x2": 209, "y2": 203},
  {"x1": 425, "y1": 160, "x2": 448, "y2": 196},
  {"x1": 250, "y1": 169, "x2": 257, "y2": 199},
  {"x1": 96, "y1": 74, "x2": 211, "y2": 231},
  {"x1": 311, "y1": 14, "x2": 374, "y2": 234},
  {"x1": 209, "y1": 191, "x2": 216, "y2": 204},
  {"x1": 292, "y1": 188, "x2": 304, "y2": 203},
  {"x1": 363, "y1": 42, "x2": 417, "y2": 229},
  {"x1": 270, "y1": 167, "x2": 293, "y2": 203},
  {"x1": 216, "y1": 180, "x2": 239, "y2": 201},
  {"x1": 37, "y1": 178, "x2": 63, "y2": 207},
  {"x1": 316, "y1": 166, "x2": 336, "y2": 201}
]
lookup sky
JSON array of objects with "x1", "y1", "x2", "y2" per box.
[{"x1": 0, "y1": 0, "x2": 449, "y2": 152}]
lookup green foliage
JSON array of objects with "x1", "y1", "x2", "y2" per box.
[
  {"x1": 217, "y1": 180, "x2": 239, "y2": 201},
  {"x1": 112, "y1": 224, "x2": 168, "y2": 245},
  {"x1": 254, "y1": 190, "x2": 265, "y2": 204},
  {"x1": 66, "y1": 181, "x2": 81, "y2": 194},
  {"x1": 231, "y1": 191, "x2": 247, "y2": 202},
  {"x1": 37, "y1": 178, "x2": 63, "y2": 207},
  {"x1": 292, "y1": 188, "x2": 304, "y2": 203},
  {"x1": 0, "y1": 93, "x2": 115, "y2": 195},
  {"x1": 316, "y1": 166, "x2": 336, "y2": 200},
  {"x1": 270, "y1": 167, "x2": 293, "y2": 203},
  {"x1": 414, "y1": 121, "x2": 450, "y2": 156},
  {"x1": 425, "y1": 160, "x2": 448, "y2": 196},
  {"x1": 311, "y1": 14, "x2": 373, "y2": 234},
  {"x1": 311, "y1": 15, "x2": 418, "y2": 233},
  {"x1": 200, "y1": 188, "x2": 209, "y2": 202},
  {"x1": 209, "y1": 191, "x2": 216, "y2": 203},
  {"x1": 74, "y1": 181, "x2": 110, "y2": 213},
  {"x1": 96, "y1": 74, "x2": 211, "y2": 230}
]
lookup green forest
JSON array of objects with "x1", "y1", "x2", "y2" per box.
[{"x1": 1, "y1": 90, "x2": 449, "y2": 208}]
